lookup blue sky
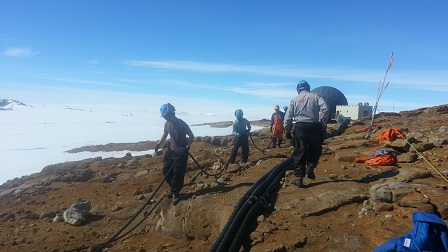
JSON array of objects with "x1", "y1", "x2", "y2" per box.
[{"x1": 1, "y1": 1, "x2": 447, "y2": 115}]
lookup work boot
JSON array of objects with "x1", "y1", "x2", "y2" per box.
[
  {"x1": 165, "y1": 192, "x2": 173, "y2": 199},
  {"x1": 305, "y1": 167, "x2": 316, "y2": 179},
  {"x1": 278, "y1": 139, "x2": 282, "y2": 148},
  {"x1": 293, "y1": 178, "x2": 304, "y2": 188},
  {"x1": 305, "y1": 163, "x2": 317, "y2": 179},
  {"x1": 172, "y1": 194, "x2": 181, "y2": 206}
]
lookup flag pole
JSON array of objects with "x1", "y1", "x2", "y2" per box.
[{"x1": 367, "y1": 52, "x2": 394, "y2": 139}]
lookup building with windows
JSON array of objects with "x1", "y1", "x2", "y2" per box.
[{"x1": 334, "y1": 102, "x2": 372, "y2": 121}]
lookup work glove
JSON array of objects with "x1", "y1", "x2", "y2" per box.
[
  {"x1": 286, "y1": 131, "x2": 292, "y2": 139},
  {"x1": 155, "y1": 144, "x2": 160, "y2": 153}
]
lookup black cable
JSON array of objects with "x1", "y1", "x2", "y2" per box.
[
  {"x1": 188, "y1": 152, "x2": 228, "y2": 178},
  {"x1": 94, "y1": 150, "x2": 186, "y2": 252},
  {"x1": 66, "y1": 148, "x2": 185, "y2": 252},
  {"x1": 249, "y1": 133, "x2": 273, "y2": 151},
  {"x1": 73, "y1": 132, "x2": 279, "y2": 251},
  {"x1": 188, "y1": 134, "x2": 244, "y2": 184},
  {"x1": 64, "y1": 195, "x2": 167, "y2": 252},
  {"x1": 107, "y1": 194, "x2": 166, "y2": 241}
]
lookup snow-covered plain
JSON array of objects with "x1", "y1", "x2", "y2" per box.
[{"x1": 0, "y1": 103, "x2": 265, "y2": 185}]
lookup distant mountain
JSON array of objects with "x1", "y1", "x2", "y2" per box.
[{"x1": 0, "y1": 99, "x2": 31, "y2": 110}]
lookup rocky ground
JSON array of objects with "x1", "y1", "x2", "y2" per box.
[{"x1": 1, "y1": 105, "x2": 447, "y2": 252}]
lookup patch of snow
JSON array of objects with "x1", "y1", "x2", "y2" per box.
[{"x1": 0, "y1": 102, "x2": 265, "y2": 184}]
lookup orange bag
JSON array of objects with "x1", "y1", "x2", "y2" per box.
[
  {"x1": 378, "y1": 128, "x2": 406, "y2": 143},
  {"x1": 364, "y1": 150, "x2": 398, "y2": 166}
]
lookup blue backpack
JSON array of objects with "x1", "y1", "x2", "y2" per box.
[{"x1": 374, "y1": 211, "x2": 448, "y2": 252}]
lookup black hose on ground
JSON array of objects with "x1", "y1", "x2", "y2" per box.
[
  {"x1": 228, "y1": 164, "x2": 289, "y2": 251},
  {"x1": 211, "y1": 156, "x2": 293, "y2": 252},
  {"x1": 211, "y1": 161, "x2": 286, "y2": 252},
  {"x1": 209, "y1": 162, "x2": 276, "y2": 252}
]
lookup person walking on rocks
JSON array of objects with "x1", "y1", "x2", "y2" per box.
[
  {"x1": 284, "y1": 80, "x2": 329, "y2": 188},
  {"x1": 155, "y1": 103, "x2": 194, "y2": 205},
  {"x1": 270, "y1": 104, "x2": 285, "y2": 148},
  {"x1": 229, "y1": 109, "x2": 251, "y2": 164}
]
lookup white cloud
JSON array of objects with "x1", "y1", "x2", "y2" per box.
[
  {"x1": 126, "y1": 60, "x2": 249, "y2": 73},
  {"x1": 2, "y1": 47, "x2": 37, "y2": 57},
  {"x1": 125, "y1": 60, "x2": 374, "y2": 81},
  {"x1": 87, "y1": 59, "x2": 99, "y2": 64},
  {"x1": 229, "y1": 87, "x2": 294, "y2": 100},
  {"x1": 390, "y1": 71, "x2": 448, "y2": 92},
  {"x1": 125, "y1": 60, "x2": 448, "y2": 93}
]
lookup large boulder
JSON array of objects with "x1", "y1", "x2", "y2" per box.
[{"x1": 63, "y1": 201, "x2": 92, "y2": 226}]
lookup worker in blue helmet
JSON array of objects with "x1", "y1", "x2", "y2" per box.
[
  {"x1": 284, "y1": 80, "x2": 329, "y2": 188},
  {"x1": 283, "y1": 106, "x2": 288, "y2": 113},
  {"x1": 156, "y1": 103, "x2": 195, "y2": 205},
  {"x1": 229, "y1": 109, "x2": 251, "y2": 164}
]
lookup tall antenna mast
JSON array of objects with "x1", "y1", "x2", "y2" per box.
[{"x1": 367, "y1": 52, "x2": 394, "y2": 139}]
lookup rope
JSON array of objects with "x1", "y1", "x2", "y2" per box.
[{"x1": 377, "y1": 111, "x2": 448, "y2": 184}]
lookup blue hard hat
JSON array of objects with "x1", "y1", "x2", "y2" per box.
[
  {"x1": 234, "y1": 109, "x2": 244, "y2": 118},
  {"x1": 283, "y1": 106, "x2": 288, "y2": 111},
  {"x1": 160, "y1": 103, "x2": 175, "y2": 117},
  {"x1": 297, "y1": 80, "x2": 310, "y2": 91}
]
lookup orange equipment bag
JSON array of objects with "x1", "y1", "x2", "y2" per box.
[
  {"x1": 364, "y1": 150, "x2": 398, "y2": 166},
  {"x1": 378, "y1": 128, "x2": 406, "y2": 143}
]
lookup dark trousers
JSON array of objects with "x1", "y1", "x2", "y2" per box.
[
  {"x1": 163, "y1": 148, "x2": 188, "y2": 194},
  {"x1": 272, "y1": 138, "x2": 282, "y2": 147},
  {"x1": 292, "y1": 122, "x2": 323, "y2": 177},
  {"x1": 229, "y1": 133, "x2": 249, "y2": 163}
]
